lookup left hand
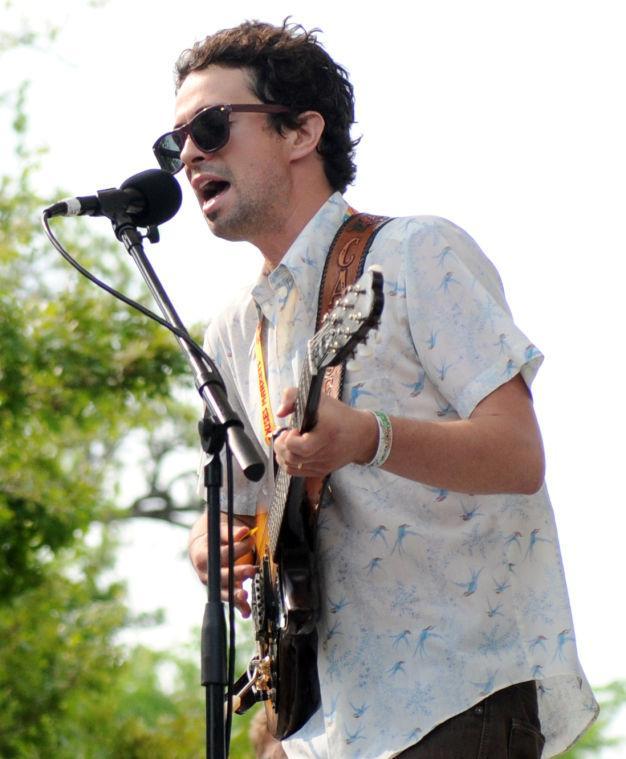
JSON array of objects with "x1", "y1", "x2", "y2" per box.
[{"x1": 272, "y1": 388, "x2": 378, "y2": 478}]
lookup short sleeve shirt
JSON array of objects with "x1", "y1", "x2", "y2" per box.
[{"x1": 203, "y1": 193, "x2": 597, "y2": 758}]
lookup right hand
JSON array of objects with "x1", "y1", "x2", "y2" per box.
[{"x1": 188, "y1": 512, "x2": 257, "y2": 618}]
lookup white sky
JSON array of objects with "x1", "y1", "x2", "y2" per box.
[{"x1": 6, "y1": 0, "x2": 626, "y2": 747}]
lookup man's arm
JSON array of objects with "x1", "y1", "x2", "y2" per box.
[{"x1": 273, "y1": 374, "x2": 545, "y2": 495}]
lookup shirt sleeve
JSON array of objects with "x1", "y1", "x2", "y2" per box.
[{"x1": 402, "y1": 217, "x2": 543, "y2": 418}]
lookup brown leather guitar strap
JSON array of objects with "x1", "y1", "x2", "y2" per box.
[
  {"x1": 315, "y1": 211, "x2": 392, "y2": 399},
  {"x1": 305, "y1": 211, "x2": 392, "y2": 508}
]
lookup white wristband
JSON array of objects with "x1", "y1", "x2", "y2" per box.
[{"x1": 366, "y1": 410, "x2": 393, "y2": 467}]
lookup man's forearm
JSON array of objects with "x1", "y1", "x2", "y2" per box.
[
  {"x1": 276, "y1": 374, "x2": 545, "y2": 496},
  {"x1": 379, "y1": 412, "x2": 544, "y2": 495}
]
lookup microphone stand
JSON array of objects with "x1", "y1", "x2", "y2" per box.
[{"x1": 110, "y1": 212, "x2": 264, "y2": 759}]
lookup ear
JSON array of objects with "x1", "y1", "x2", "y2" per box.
[{"x1": 286, "y1": 111, "x2": 325, "y2": 161}]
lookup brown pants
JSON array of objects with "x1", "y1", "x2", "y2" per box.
[{"x1": 397, "y1": 681, "x2": 544, "y2": 758}]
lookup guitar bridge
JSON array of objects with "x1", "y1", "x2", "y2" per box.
[{"x1": 227, "y1": 656, "x2": 273, "y2": 715}]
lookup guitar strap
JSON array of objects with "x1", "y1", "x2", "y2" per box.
[
  {"x1": 315, "y1": 211, "x2": 392, "y2": 404},
  {"x1": 305, "y1": 211, "x2": 393, "y2": 507}
]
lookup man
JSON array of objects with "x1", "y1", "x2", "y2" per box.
[
  {"x1": 249, "y1": 709, "x2": 288, "y2": 759},
  {"x1": 156, "y1": 20, "x2": 597, "y2": 758}
]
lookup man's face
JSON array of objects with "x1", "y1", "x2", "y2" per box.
[{"x1": 174, "y1": 65, "x2": 293, "y2": 243}]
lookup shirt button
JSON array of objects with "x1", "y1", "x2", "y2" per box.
[{"x1": 474, "y1": 705, "x2": 484, "y2": 715}]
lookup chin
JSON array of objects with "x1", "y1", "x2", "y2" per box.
[{"x1": 204, "y1": 213, "x2": 248, "y2": 243}]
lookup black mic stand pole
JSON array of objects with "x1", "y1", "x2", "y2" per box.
[{"x1": 110, "y1": 213, "x2": 264, "y2": 759}]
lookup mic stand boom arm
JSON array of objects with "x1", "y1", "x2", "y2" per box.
[
  {"x1": 115, "y1": 217, "x2": 263, "y2": 481},
  {"x1": 112, "y1": 214, "x2": 265, "y2": 759}
]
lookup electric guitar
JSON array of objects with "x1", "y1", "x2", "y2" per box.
[{"x1": 234, "y1": 266, "x2": 384, "y2": 739}]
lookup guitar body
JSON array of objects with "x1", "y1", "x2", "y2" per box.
[
  {"x1": 238, "y1": 268, "x2": 384, "y2": 739},
  {"x1": 252, "y1": 479, "x2": 322, "y2": 738}
]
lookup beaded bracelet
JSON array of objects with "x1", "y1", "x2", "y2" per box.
[{"x1": 366, "y1": 410, "x2": 393, "y2": 467}]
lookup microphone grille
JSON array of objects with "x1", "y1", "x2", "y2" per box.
[{"x1": 121, "y1": 169, "x2": 182, "y2": 227}]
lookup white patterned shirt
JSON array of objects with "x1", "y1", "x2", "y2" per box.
[{"x1": 203, "y1": 193, "x2": 597, "y2": 758}]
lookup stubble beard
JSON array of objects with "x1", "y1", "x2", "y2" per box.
[{"x1": 205, "y1": 169, "x2": 290, "y2": 245}]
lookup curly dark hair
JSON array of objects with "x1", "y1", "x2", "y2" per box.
[{"x1": 174, "y1": 20, "x2": 358, "y2": 193}]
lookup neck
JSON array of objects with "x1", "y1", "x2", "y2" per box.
[{"x1": 256, "y1": 185, "x2": 335, "y2": 271}]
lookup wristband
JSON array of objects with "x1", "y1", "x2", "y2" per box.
[{"x1": 366, "y1": 410, "x2": 393, "y2": 467}]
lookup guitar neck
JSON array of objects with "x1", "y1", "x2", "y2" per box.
[
  {"x1": 267, "y1": 351, "x2": 324, "y2": 558},
  {"x1": 264, "y1": 267, "x2": 384, "y2": 559},
  {"x1": 294, "y1": 353, "x2": 323, "y2": 433}
]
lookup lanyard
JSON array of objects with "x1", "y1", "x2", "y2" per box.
[{"x1": 254, "y1": 319, "x2": 275, "y2": 445}]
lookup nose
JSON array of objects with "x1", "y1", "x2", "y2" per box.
[{"x1": 179, "y1": 132, "x2": 211, "y2": 172}]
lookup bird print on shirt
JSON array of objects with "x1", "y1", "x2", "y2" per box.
[
  {"x1": 554, "y1": 629, "x2": 575, "y2": 662},
  {"x1": 486, "y1": 599, "x2": 504, "y2": 618},
  {"x1": 460, "y1": 502, "x2": 483, "y2": 521},
  {"x1": 435, "y1": 358, "x2": 452, "y2": 381},
  {"x1": 504, "y1": 531, "x2": 523, "y2": 551},
  {"x1": 391, "y1": 524, "x2": 419, "y2": 556},
  {"x1": 348, "y1": 382, "x2": 376, "y2": 406},
  {"x1": 328, "y1": 596, "x2": 351, "y2": 614},
  {"x1": 455, "y1": 567, "x2": 484, "y2": 596},
  {"x1": 369, "y1": 524, "x2": 389, "y2": 547},
  {"x1": 344, "y1": 726, "x2": 366, "y2": 745},
  {"x1": 493, "y1": 577, "x2": 511, "y2": 594},
  {"x1": 426, "y1": 329, "x2": 438, "y2": 349},
  {"x1": 402, "y1": 370, "x2": 426, "y2": 397},
  {"x1": 365, "y1": 557, "x2": 384, "y2": 575},
  {"x1": 438, "y1": 271, "x2": 461, "y2": 293},
  {"x1": 495, "y1": 333, "x2": 509, "y2": 353},
  {"x1": 528, "y1": 635, "x2": 548, "y2": 654},
  {"x1": 391, "y1": 629, "x2": 412, "y2": 648},
  {"x1": 434, "y1": 246, "x2": 455, "y2": 267},
  {"x1": 349, "y1": 701, "x2": 370, "y2": 719},
  {"x1": 524, "y1": 528, "x2": 552, "y2": 559},
  {"x1": 414, "y1": 626, "x2": 441, "y2": 658},
  {"x1": 388, "y1": 660, "x2": 406, "y2": 677}
]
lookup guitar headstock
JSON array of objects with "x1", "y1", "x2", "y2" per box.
[{"x1": 309, "y1": 267, "x2": 384, "y2": 372}]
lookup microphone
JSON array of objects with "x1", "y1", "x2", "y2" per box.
[{"x1": 44, "y1": 169, "x2": 182, "y2": 227}]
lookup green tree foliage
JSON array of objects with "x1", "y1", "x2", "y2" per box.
[
  {"x1": 0, "y1": 61, "x2": 260, "y2": 757},
  {"x1": 0, "y1": 84, "x2": 195, "y2": 599},
  {"x1": 0, "y1": 527, "x2": 245, "y2": 757},
  {"x1": 0, "y1": 61, "x2": 203, "y2": 759}
]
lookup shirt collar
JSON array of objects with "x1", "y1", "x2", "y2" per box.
[{"x1": 251, "y1": 192, "x2": 350, "y2": 322}]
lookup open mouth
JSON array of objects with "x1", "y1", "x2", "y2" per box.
[{"x1": 202, "y1": 180, "x2": 230, "y2": 202}]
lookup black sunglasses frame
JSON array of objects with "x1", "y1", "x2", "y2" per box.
[{"x1": 152, "y1": 103, "x2": 290, "y2": 174}]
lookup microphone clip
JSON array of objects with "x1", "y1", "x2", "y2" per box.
[
  {"x1": 96, "y1": 186, "x2": 143, "y2": 220},
  {"x1": 145, "y1": 226, "x2": 160, "y2": 244}
]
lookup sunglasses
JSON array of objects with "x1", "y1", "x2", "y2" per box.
[{"x1": 152, "y1": 103, "x2": 290, "y2": 174}]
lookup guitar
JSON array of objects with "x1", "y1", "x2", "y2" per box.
[{"x1": 233, "y1": 266, "x2": 384, "y2": 739}]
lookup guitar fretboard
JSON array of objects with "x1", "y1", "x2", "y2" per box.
[{"x1": 268, "y1": 350, "x2": 314, "y2": 557}]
